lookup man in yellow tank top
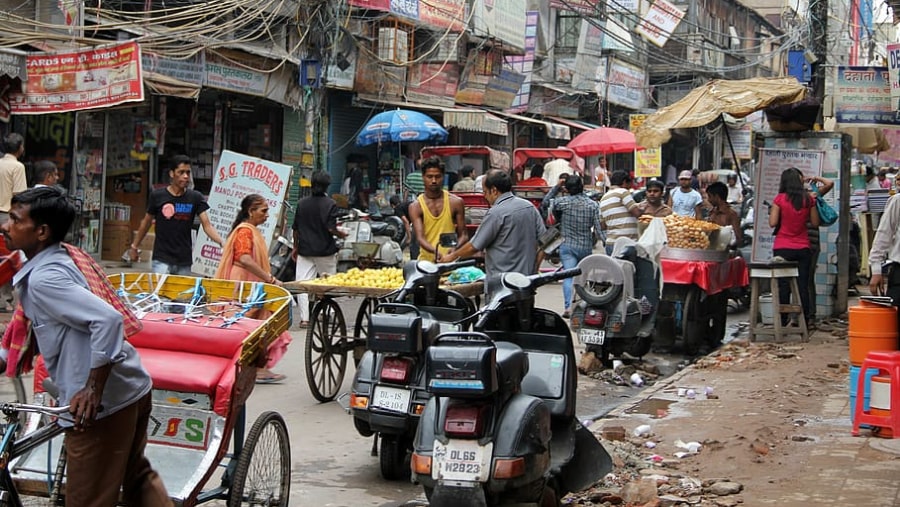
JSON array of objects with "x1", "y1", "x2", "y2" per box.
[{"x1": 409, "y1": 156, "x2": 468, "y2": 262}]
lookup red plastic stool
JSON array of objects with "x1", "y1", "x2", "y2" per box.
[{"x1": 852, "y1": 350, "x2": 900, "y2": 437}]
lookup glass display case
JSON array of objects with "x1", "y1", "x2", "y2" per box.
[{"x1": 73, "y1": 112, "x2": 106, "y2": 255}]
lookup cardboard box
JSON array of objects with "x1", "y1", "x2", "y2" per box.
[{"x1": 102, "y1": 223, "x2": 131, "y2": 261}]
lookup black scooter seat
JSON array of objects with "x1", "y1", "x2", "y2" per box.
[
  {"x1": 370, "y1": 221, "x2": 392, "y2": 236},
  {"x1": 495, "y1": 342, "x2": 528, "y2": 392}
]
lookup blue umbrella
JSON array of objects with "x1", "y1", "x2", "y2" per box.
[{"x1": 356, "y1": 109, "x2": 448, "y2": 146}]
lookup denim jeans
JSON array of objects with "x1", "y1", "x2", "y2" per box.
[
  {"x1": 151, "y1": 260, "x2": 193, "y2": 276},
  {"x1": 561, "y1": 243, "x2": 593, "y2": 310}
]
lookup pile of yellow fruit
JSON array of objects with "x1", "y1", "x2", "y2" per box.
[
  {"x1": 305, "y1": 267, "x2": 405, "y2": 289},
  {"x1": 640, "y1": 214, "x2": 720, "y2": 249}
]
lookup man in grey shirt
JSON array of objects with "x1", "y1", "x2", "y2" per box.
[
  {"x1": 443, "y1": 169, "x2": 546, "y2": 276},
  {"x1": 2, "y1": 187, "x2": 171, "y2": 506}
]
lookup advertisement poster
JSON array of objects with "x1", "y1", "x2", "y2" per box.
[
  {"x1": 10, "y1": 41, "x2": 143, "y2": 114},
  {"x1": 833, "y1": 66, "x2": 900, "y2": 127},
  {"x1": 205, "y1": 51, "x2": 268, "y2": 97},
  {"x1": 635, "y1": 0, "x2": 685, "y2": 48},
  {"x1": 751, "y1": 148, "x2": 824, "y2": 262},
  {"x1": 192, "y1": 150, "x2": 292, "y2": 277},
  {"x1": 630, "y1": 114, "x2": 661, "y2": 177}
]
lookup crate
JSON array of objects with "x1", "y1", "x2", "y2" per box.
[{"x1": 455, "y1": 192, "x2": 489, "y2": 208}]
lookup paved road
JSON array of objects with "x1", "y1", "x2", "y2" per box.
[{"x1": 239, "y1": 282, "x2": 750, "y2": 507}]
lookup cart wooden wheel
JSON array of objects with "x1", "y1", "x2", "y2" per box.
[
  {"x1": 305, "y1": 298, "x2": 348, "y2": 402},
  {"x1": 352, "y1": 297, "x2": 379, "y2": 366},
  {"x1": 228, "y1": 411, "x2": 291, "y2": 507},
  {"x1": 681, "y1": 286, "x2": 705, "y2": 356}
]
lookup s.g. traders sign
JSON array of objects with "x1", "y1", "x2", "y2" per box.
[{"x1": 10, "y1": 41, "x2": 143, "y2": 114}]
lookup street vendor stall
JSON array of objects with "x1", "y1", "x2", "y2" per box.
[
  {"x1": 648, "y1": 215, "x2": 750, "y2": 354},
  {"x1": 284, "y1": 268, "x2": 483, "y2": 402}
]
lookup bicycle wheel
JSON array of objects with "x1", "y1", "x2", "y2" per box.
[
  {"x1": 0, "y1": 375, "x2": 27, "y2": 436},
  {"x1": 227, "y1": 411, "x2": 291, "y2": 507},
  {"x1": 352, "y1": 297, "x2": 378, "y2": 366},
  {"x1": 304, "y1": 299, "x2": 348, "y2": 402}
]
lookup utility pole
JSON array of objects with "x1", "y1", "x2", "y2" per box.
[{"x1": 810, "y1": 0, "x2": 828, "y2": 127}]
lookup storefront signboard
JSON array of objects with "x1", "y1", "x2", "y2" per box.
[
  {"x1": 726, "y1": 124, "x2": 753, "y2": 159},
  {"x1": 204, "y1": 52, "x2": 268, "y2": 97},
  {"x1": 10, "y1": 41, "x2": 143, "y2": 114},
  {"x1": 407, "y1": 63, "x2": 458, "y2": 106},
  {"x1": 888, "y1": 43, "x2": 900, "y2": 110},
  {"x1": 630, "y1": 114, "x2": 661, "y2": 177},
  {"x1": 420, "y1": 0, "x2": 466, "y2": 31},
  {"x1": 751, "y1": 148, "x2": 824, "y2": 262},
  {"x1": 483, "y1": 69, "x2": 526, "y2": 110},
  {"x1": 471, "y1": 0, "x2": 526, "y2": 52},
  {"x1": 142, "y1": 52, "x2": 205, "y2": 86},
  {"x1": 635, "y1": 0, "x2": 685, "y2": 48},
  {"x1": 192, "y1": 150, "x2": 292, "y2": 277},
  {"x1": 597, "y1": 58, "x2": 647, "y2": 110},
  {"x1": 833, "y1": 66, "x2": 900, "y2": 127},
  {"x1": 506, "y1": 10, "x2": 538, "y2": 113},
  {"x1": 0, "y1": 49, "x2": 26, "y2": 81},
  {"x1": 550, "y1": 0, "x2": 600, "y2": 13}
]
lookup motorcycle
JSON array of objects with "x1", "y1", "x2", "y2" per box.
[
  {"x1": 411, "y1": 268, "x2": 611, "y2": 506},
  {"x1": 350, "y1": 259, "x2": 477, "y2": 480},
  {"x1": 336, "y1": 209, "x2": 405, "y2": 272},
  {"x1": 569, "y1": 246, "x2": 659, "y2": 365}
]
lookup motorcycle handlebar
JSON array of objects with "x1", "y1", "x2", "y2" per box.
[{"x1": 532, "y1": 267, "x2": 581, "y2": 287}]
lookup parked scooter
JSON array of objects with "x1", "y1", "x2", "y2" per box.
[
  {"x1": 412, "y1": 268, "x2": 611, "y2": 506},
  {"x1": 336, "y1": 209, "x2": 404, "y2": 272},
  {"x1": 570, "y1": 246, "x2": 659, "y2": 365},
  {"x1": 350, "y1": 259, "x2": 477, "y2": 480}
]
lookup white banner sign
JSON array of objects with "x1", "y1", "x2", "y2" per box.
[
  {"x1": 887, "y1": 43, "x2": 900, "y2": 111},
  {"x1": 192, "y1": 150, "x2": 292, "y2": 276},
  {"x1": 751, "y1": 149, "x2": 824, "y2": 263},
  {"x1": 635, "y1": 0, "x2": 685, "y2": 48}
]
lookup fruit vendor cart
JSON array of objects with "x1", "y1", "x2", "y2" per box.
[
  {"x1": 284, "y1": 269, "x2": 484, "y2": 403},
  {"x1": 656, "y1": 249, "x2": 749, "y2": 355}
]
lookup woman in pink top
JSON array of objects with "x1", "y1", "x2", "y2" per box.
[{"x1": 768, "y1": 167, "x2": 826, "y2": 327}]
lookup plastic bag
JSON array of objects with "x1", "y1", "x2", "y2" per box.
[{"x1": 447, "y1": 266, "x2": 485, "y2": 284}]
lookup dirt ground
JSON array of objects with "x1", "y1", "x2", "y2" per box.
[{"x1": 569, "y1": 325, "x2": 864, "y2": 507}]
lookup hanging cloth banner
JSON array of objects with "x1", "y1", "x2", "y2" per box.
[{"x1": 9, "y1": 41, "x2": 144, "y2": 115}]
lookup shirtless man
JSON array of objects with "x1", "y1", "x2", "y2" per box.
[
  {"x1": 705, "y1": 181, "x2": 742, "y2": 247},
  {"x1": 409, "y1": 156, "x2": 468, "y2": 262}
]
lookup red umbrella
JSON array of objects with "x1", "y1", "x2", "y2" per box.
[{"x1": 566, "y1": 127, "x2": 642, "y2": 157}]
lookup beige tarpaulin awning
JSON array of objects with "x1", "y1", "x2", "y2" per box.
[
  {"x1": 824, "y1": 118, "x2": 890, "y2": 154},
  {"x1": 143, "y1": 71, "x2": 201, "y2": 100},
  {"x1": 634, "y1": 77, "x2": 808, "y2": 148}
]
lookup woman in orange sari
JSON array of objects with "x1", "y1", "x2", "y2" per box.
[{"x1": 215, "y1": 194, "x2": 290, "y2": 383}]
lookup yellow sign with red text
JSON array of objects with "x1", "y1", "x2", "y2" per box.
[{"x1": 629, "y1": 114, "x2": 661, "y2": 178}]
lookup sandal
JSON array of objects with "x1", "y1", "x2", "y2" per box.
[
  {"x1": 256, "y1": 373, "x2": 287, "y2": 384},
  {"x1": 298, "y1": 321, "x2": 310, "y2": 328}
]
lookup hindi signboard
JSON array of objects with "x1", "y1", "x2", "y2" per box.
[
  {"x1": 751, "y1": 148, "x2": 824, "y2": 263},
  {"x1": 192, "y1": 150, "x2": 292, "y2": 276},
  {"x1": 833, "y1": 66, "x2": 900, "y2": 127},
  {"x1": 630, "y1": 114, "x2": 661, "y2": 177},
  {"x1": 635, "y1": 0, "x2": 685, "y2": 48},
  {"x1": 888, "y1": 43, "x2": 900, "y2": 111},
  {"x1": 10, "y1": 41, "x2": 143, "y2": 114}
]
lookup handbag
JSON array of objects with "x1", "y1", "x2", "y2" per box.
[{"x1": 812, "y1": 183, "x2": 838, "y2": 226}]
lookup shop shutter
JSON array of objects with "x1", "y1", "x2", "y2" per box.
[{"x1": 329, "y1": 96, "x2": 378, "y2": 196}]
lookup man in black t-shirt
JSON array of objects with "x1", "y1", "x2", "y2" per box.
[
  {"x1": 130, "y1": 155, "x2": 224, "y2": 274},
  {"x1": 293, "y1": 171, "x2": 347, "y2": 326}
]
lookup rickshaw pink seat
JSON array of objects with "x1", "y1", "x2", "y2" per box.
[{"x1": 129, "y1": 313, "x2": 262, "y2": 416}]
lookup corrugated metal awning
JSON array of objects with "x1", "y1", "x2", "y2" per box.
[
  {"x1": 548, "y1": 116, "x2": 600, "y2": 131},
  {"x1": 492, "y1": 111, "x2": 571, "y2": 140},
  {"x1": 355, "y1": 95, "x2": 509, "y2": 136}
]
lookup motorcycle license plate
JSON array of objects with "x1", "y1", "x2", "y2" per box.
[
  {"x1": 432, "y1": 440, "x2": 493, "y2": 482},
  {"x1": 372, "y1": 386, "x2": 411, "y2": 413},
  {"x1": 579, "y1": 328, "x2": 606, "y2": 345}
]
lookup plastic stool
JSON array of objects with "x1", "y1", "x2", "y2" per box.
[
  {"x1": 852, "y1": 350, "x2": 900, "y2": 437},
  {"x1": 747, "y1": 262, "x2": 808, "y2": 343}
]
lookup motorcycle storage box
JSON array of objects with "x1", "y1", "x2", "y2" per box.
[
  {"x1": 368, "y1": 309, "x2": 437, "y2": 354},
  {"x1": 426, "y1": 341, "x2": 498, "y2": 397}
]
